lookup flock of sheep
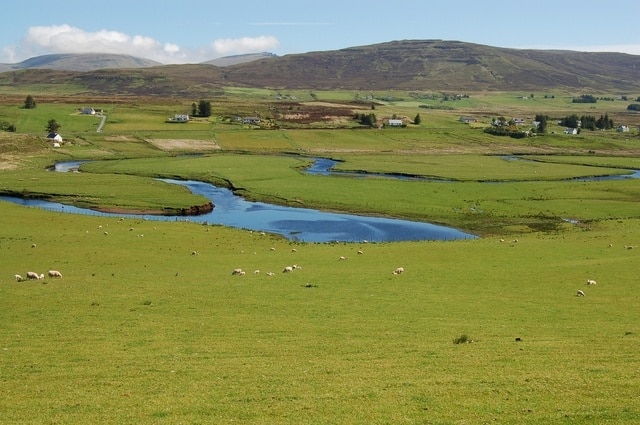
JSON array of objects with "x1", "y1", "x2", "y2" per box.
[
  {"x1": 576, "y1": 278, "x2": 597, "y2": 297},
  {"x1": 228, "y1": 246, "x2": 405, "y2": 281},
  {"x1": 14, "y1": 270, "x2": 62, "y2": 282}
]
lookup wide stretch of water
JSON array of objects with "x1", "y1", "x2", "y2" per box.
[{"x1": 0, "y1": 161, "x2": 476, "y2": 243}]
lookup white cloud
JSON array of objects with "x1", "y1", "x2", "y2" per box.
[
  {"x1": 3, "y1": 24, "x2": 280, "y2": 64},
  {"x1": 211, "y1": 36, "x2": 280, "y2": 56}
]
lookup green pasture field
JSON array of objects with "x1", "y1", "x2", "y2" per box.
[
  {"x1": 1, "y1": 89, "x2": 640, "y2": 423},
  {"x1": 0, "y1": 103, "x2": 103, "y2": 134},
  {"x1": 1, "y1": 201, "x2": 639, "y2": 424}
]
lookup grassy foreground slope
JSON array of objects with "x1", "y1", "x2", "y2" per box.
[{"x1": 1, "y1": 201, "x2": 639, "y2": 424}]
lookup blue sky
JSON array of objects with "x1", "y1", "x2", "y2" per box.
[{"x1": 2, "y1": 0, "x2": 638, "y2": 64}]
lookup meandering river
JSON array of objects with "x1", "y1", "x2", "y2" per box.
[
  {"x1": 0, "y1": 160, "x2": 477, "y2": 243},
  {"x1": 3, "y1": 158, "x2": 637, "y2": 242}
]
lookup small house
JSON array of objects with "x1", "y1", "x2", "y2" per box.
[
  {"x1": 617, "y1": 125, "x2": 630, "y2": 133},
  {"x1": 564, "y1": 128, "x2": 578, "y2": 135},
  {"x1": 81, "y1": 107, "x2": 96, "y2": 115},
  {"x1": 512, "y1": 118, "x2": 526, "y2": 125},
  {"x1": 166, "y1": 114, "x2": 190, "y2": 123},
  {"x1": 47, "y1": 132, "x2": 63, "y2": 143},
  {"x1": 387, "y1": 119, "x2": 404, "y2": 127},
  {"x1": 459, "y1": 116, "x2": 477, "y2": 124},
  {"x1": 242, "y1": 117, "x2": 261, "y2": 125}
]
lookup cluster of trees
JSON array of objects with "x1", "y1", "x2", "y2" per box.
[
  {"x1": 484, "y1": 117, "x2": 530, "y2": 138},
  {"x1": 627, "y1": 104, "x2": 640, "y2": 111},
  {"x1": 190, "y1": 100, "x2": 212, "y2": 117},
  {"x1": 572, "y1": 94, "x2": 598, "y2": 103},
  {"x1": 355, "y1": 112, "x2": 377, "y2": 127},
  {"x1": 559, "y1": 113, "x2": 615, "y2": 130}
]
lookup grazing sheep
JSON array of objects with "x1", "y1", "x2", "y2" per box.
[
  {"x1": 586, "y1": 279, "x2": 597, "y2": 285},
  {"x1": 191, "y1": 250, "x2": 199, "y2": 256},
  {"x1": 357, "y1": 250, "x2": 363, "y2": 255},
  {"x1": 283, "y1": 266, "x2": 293, "y2": 273},
  {"x1": 48, "y1": 270, "x2": 62, "y2": 278},
  {"x1": 576, "y1": 290, "x2": 585, "y2": 297},
  {"x1": 26, "y1": 271, "x2": 39, "y2": 280},
  {"x1": 393, "y1": 267, "x2": 405, "y2": 275},
  {"x1": 15, "y1": 274, "x2": 24, "y2": 282},
  {"x1": 31, "y1": 243, "x2": 37, "y2": 248},
  {"x1": 339, "y1": 256, "x2": 347, "y2": 261},
  {"x1": 253, "y1": 270, "x2": 260, "y2": 275},
  {"x1": 291, "y1": 248, "x2": 297, "y2": 252},
  {"x1": 38, "y1": 274, "x2": 45, "y2": 280},
  {"x1": 232, "y1": 268, "x2": 244, "y2": 275},
  {"x1": 266, "y1": 272, "x2": 275, "y2": 276}
]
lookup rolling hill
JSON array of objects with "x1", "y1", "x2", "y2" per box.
[
  {"x1": 1, "y1": 40, "x2": 639, "y2": 95},
  {"x1": 0, "y1": 53, "x2": 161, "y2": 72}
]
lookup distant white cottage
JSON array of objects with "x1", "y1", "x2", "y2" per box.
[
  {"x1": 47, "y1": 132, "x2": 62, "y2": 142},
  {"x1": 564, "y1": 128, "x2": 578, "y2": 135},
  {"x1": 387, "y1": 119, "x2": 404, "y2": 127}
]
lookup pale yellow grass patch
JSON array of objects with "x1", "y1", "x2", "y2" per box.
[{"x1": 145, "y1": 139, "x2": 221, "y2": 151}]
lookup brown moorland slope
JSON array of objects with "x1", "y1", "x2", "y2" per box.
[{"x1": 1, "y1": 40, "x2": 639, "y2": 96}]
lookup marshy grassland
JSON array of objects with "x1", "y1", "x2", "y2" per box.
[{"x1": 1, "y1": 89, "x2": 639, "y2": 423}]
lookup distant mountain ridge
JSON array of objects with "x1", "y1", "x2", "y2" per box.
[
  {"x1": 1, "y1": 40, "x2": 639, "y2": 93},
  {"x1": 0, "y1": 51, "x2": 276, "y2": 73},
  {"x1": 0, "y1": 53, "x2": 162, "y2": 72},
  {"x1": 202, "y1": 52, "x2": 278, "y2": 67}
]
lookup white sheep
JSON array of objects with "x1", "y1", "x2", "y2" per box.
[
  {"x1": 586, "y1": 279, "x2": 597, "y2": 285},
  {"x1": 339, "y1": 256, "x2": 347, "y2": 261},
  {"x1": 48, "y1": 270, "x2": 62, "y2": 278},
  {"x1": 26, "y1": 271, "x2": 39, "y2": 280},
  {"x1": 576, "y1": 290, "x2": 585, "y2": 297},
  {"x1": 266, "y1": 272, "x2": 275, "y2": 276},
  {"x1": 282, "y1": 266, "x2": 293, "y2": 273},
  {"x1": 38, "y1": 273, "x2": 45, "y2": 280},
  {"x1": 15, "y1": 274, "x2": 24, "y2": 282},
  {"x1": 393, "y1": 267, "x2": 405, "y2": 275},
  {"x1": 254, "y1": 269, "x2": 260, "y2": 275},
  {"x1": 232, "y1": 268, "x2": 244, "y2": 275}
]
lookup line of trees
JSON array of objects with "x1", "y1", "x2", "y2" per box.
[{"x1": 559, "y1": 113, "x2": 614, "y2": 130}]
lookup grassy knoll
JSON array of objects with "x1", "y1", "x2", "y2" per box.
[{"x1": 1, "y1": 201, "x2": 639, "y2": 424}]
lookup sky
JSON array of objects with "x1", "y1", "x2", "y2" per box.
[{"x1": 1, "y1": 0, "x2": 638, "y2": 64}]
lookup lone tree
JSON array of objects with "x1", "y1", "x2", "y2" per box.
[
  {"x1": 414, "y1": 113, "x2": 422, "y2": 125},
  {"x1": 24, "y1": 95, "x2": 36, "y2": 109},
  {"x1": 46, "y1": 119, "x2": 61, "y2": 134}
]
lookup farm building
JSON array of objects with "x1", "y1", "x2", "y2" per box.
[
  {"x1": 459, "y1": 116, "x2": 477, "y2": 123},
  {"x1": 387, "y1": 119, "x2": 404, "y2": 126},
  {"x1": 242, "y1": 117, "x2": 261, "y2": 125},
  {"x1": 80, "y1": 107, "x2": 96, "y2": 115},
  {"x1": 564, "y1": 128, "x2": 578, "y2": 135},
  {"x1": 617, "y1": 125, "x2": 630, "y2": 132},
  {"x1": 166, "y1": 114, "x2": 190, "y2": 123},
  {"x1": 47, "y1": 132, "x2": 62, "y2": 143}
]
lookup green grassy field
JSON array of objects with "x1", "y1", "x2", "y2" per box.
[
  {"x1": 1, "y1": 202, "x2": 639, "y2": 424},
  {"x1": 1, "y1": 90, "x2": 640, "y2": 423}
]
